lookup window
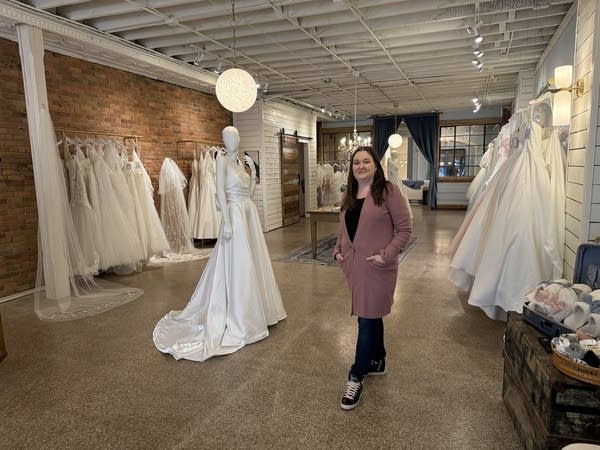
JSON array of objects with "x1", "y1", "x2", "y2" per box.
[{"x1": 439, "y1": 123, "x2": 501, "y2": 178}]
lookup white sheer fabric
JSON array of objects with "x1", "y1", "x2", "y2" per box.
[
  {"x1": 17, "y1": 25, "x2": 142, "y2": 321},
  {"x1": 153, "y1": 153, "x2": 286, "y2": 361},
  {"x1": 159, "y1": 158, "x2": 195, "y2": 253}
]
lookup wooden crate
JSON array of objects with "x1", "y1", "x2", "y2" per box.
[{"x1": 503, "y1": 312, "x2": 600, "y2": 450}]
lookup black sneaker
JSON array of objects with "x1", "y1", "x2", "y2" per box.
[
  {"x1": 340, "y1": 378, "x2": 363, "y2": 410},
  {"x1": 367, "y1": 359, "x2": 386, "y2": 376}
]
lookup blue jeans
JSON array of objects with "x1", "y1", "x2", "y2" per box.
[{"x1": 349, "y1": 317, "x2": 386, "y2": 381}]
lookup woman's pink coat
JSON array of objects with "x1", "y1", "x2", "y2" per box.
[{"x1": 334, "y1": 183, "x2": 412, "y2": 318}]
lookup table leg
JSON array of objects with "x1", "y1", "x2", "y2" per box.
[{"x1": 311, "y1": 216, "x2": 318, "y2": 258}]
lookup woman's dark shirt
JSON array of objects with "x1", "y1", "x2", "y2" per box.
[{"x1": 345, "y1": 197, "x2": 365, "y2": 243}]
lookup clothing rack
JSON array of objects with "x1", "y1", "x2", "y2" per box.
[
  {"x1": 55, "y1": 129, "x2": 142, "y2": 159},
  {"x1": 176, "y1": 139, "x2": 223, "y2": 159}
]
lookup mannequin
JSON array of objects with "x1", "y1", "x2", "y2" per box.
[
  {"x1": 218, "y1": 125, "x2": 256, "y2": 239},
  {"x1": 153, "y1": 126, "x2": 287, "y2": 362}
]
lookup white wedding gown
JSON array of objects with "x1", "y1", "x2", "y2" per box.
[
  {"x1": 153, "y1": 154, "x2": 287, "y2": 361},
  {"x1": 449, "y1": 118, "x2": 556, "y2": 319}
]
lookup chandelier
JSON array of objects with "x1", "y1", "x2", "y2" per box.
[{"x1": 338, "y1": 71, "x2": 372, "y2": 154}]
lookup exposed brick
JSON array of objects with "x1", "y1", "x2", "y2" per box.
[{"x1": 0, "y1": 38, "x2": 232, "y2": 298}]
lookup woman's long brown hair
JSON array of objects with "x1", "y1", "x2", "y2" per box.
[{"x1": 341, "y1": 146, "x2": 390, "y2": 211}]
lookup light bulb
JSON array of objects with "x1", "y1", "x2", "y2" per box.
[{"x1": 475, "y1": 35, "x2": 483, "y2": 43}]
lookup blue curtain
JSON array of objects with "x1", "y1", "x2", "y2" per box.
[
  {"x1": 373, "y1": 116, "x2": 397, "y2": 160},
  {"x1": 404, "y1": 114, "x2": 438, "y2": 209}
]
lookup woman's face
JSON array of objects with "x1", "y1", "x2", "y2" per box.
[{"x1": 352, "y1": 150, "x2": 376, "y2": 184}]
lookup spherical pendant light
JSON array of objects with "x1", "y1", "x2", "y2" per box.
[
  {"x1": 388, "y1": 133, "x2": 403, "y2": 149},
  {"x1": 215, "y1": 68, "x2": 257, "y2": 113}
]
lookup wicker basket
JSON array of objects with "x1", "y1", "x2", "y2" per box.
[{"x1": 551, "y1": 343, "x2": 600, "y2": 386}]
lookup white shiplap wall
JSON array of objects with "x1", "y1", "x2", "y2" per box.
[
  {"x1": 564, "y1": 0, "x2": 599, "y2": 280},
  {"x1": 513, "y1": 69, "x2": 536, "y2": 112},
  {"x1": 234, "y1": 100, "x2": 317, "y2": 232}
]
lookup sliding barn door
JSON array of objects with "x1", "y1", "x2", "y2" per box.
[{"x1": 280, "y1": 135, "x2": 301, "y2": 226}]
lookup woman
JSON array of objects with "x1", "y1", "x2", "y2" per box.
[
  {"x1": 333, "y1": 146, "x2": 412, "y2": 410},
  {"x1": 153, "y1": 126, "x2": 287, "y2": 361}
]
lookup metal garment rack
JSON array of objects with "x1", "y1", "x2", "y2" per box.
[
  {"x1": 175, "y1": 139, "x2": 224, "y2": 159},
  {"x1": 55, "y1": 128, "x2": 142, "y2": 158}
]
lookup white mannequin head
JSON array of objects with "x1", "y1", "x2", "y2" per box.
[{"x1": 222, "y1": 126, "x2": 240, "y2": 155}]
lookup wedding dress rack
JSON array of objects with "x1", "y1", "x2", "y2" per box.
[
  {"x1": 176, "y1": 139, "x2": 224, "y2": 159},
  {"x1": 56, "y1": 128, "x2": 141, "y2": 155}
]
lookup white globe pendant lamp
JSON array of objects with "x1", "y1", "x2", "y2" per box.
[
  {"x1": 215, "y1": 0, "x2": 257, "y2": 113},
  {"x1": 216, "y1": 68, "x2": 257, "y2": 113},
  {"x1": 388, "y1": 133, "x2": 403, "y2": 149},
  {"x1": 388, "y1": 106, "x2": 403, "y2": 149}
]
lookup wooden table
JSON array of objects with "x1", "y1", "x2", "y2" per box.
[{"x1": 308, "y1": 206, "x2": 340, "y2": 258}]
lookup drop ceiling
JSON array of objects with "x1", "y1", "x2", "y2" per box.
[{"x1": 0, "y1": 0, "x2": 575, "y2": 118}]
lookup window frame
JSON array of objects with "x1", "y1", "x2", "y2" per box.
[{"x1": 438, "y1": 118, "x2": 502, "y2": 182}]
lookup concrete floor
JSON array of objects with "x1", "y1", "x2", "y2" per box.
[{"x1": 0, "y1": 205, "x2": 522, "y2": 449}]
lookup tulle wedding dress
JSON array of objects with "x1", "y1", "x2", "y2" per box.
[{"x1": 153, "y1": 153, "x2": 287, "y2": 361}]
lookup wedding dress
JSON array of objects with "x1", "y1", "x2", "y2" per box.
[
  {"x1": 188, "y1": 152, "x2": 201, "y2": 238},
  {"x1": 64, "y1": 146, "x2": 99, "y2": 275},
  {"x1": 125, "y1": 146, "x2": 169, "y2": 259},
  {"x1": 89, "y1": 143, "x2": 142, "y2": 269},
  {"x1": 159, "y1": 158, "x2": 194, "y2": 253},
  {"x1": 195, "y1": 150, "x2": 221, "y2": 239},
  {"x1": 450, "y1": 116, "x2": 556, "y2": 319},
  {"x1": 153, "y1": 153, "x2": 287, "y2": 361}
]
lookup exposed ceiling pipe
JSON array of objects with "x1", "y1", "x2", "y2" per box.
[
  {"x1": 265, "y1": 1, "x2": 381, "y2": 111},
  {"x1": 121, "y1": 0, "x2": 323, "y2": 93},
  {"x1": 340, "y1": 0, "x2": 435, "y2": 111}
]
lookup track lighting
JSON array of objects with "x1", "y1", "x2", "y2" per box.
[
  {"x1": 477, "y1": 66, "x2": 484, "y2": 73},
  {"x1": 473, "y1": 49, "x2": 483, "y2": 58},
  {"x1": 472, "y1": 58, "x2": 478, "y2": 65},
  {"x1": 472, "y1": 98, "x2": 478, "y2": 103},
  {"x1": 477, "y1": 62, "x2": 483, "y2": 69},
  {"x1": 475, "y1": 34, "x2": 483, "y2": 44},
  {"x1": 192, "y1": 49, "x2": 204, "y2": 66},
  {"x1": 213, "y1": 61, "x2": 223, "y2": 74},
  {"x1": 320, "y1": 107, "x2": 325, "y2": 113}
]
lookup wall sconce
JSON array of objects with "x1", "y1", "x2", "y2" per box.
[{"x1": 547, "y1": 65, "x2": 584, "y2": 126}]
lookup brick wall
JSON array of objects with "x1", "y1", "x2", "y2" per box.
[{"x1": 0, "y1": 37, "x2": 231, "y2": 298}]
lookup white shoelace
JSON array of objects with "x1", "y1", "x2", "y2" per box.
[{"x1": 343, "y1": 380, "x2": 361, "y2": 398}]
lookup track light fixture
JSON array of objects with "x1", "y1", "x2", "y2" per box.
[
  {"x1": 192, "y1": 49, "x2": 204, "y2": 66},
  {"x1": 472, "y1": 58, "x2": 478, "y2": 65},
  {"x1": 475, "y1": 34, "x2": 483, "y2": 44}
]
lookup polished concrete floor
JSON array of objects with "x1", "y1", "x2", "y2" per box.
[{"x1": 0, "y1": 206, "x2": 522, "y2": 449}]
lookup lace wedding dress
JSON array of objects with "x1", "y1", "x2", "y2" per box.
[{"x1": 153, "y1": 153, "x2": 287, "y2": 361}]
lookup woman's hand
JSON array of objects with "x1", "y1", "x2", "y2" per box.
[
  {"x1": 366, "y1": 254, "x2": 385, "y2": 264},
  {"x1": 244, "y1": 155, "x2": 256, "y2": 175},
  {"x1": 222, "y1": 221, "x2": 233, "y2": 240},
  {"x1": 334, "y1": 252, "x2": 344, "y2": 262}
]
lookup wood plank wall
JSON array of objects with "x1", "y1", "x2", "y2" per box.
[
  {"x1": 234, "y1": 100, "x2": 317, "y2": 232},
  {"x1": 564, "y1": 0, "x2": 599, "y2": 280}
]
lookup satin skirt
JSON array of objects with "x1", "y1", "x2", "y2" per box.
[{"x1": 153, "y1": 196, "x2": 286, "y2": 361}]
